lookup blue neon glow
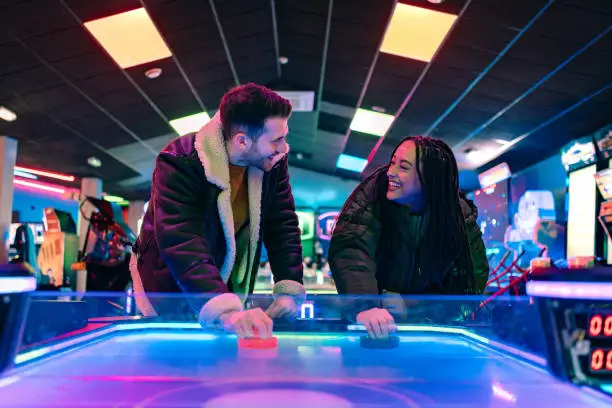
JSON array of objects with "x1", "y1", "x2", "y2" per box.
[
  {"x1": 13, "y1": 170, "x2": 38, "y2": 180},
  {"x1": 527, "y1": 281, "x2": 612, "y2": 300},
  {"x1": 0, "y1": 276, "x2": 37, "y2": 294},
  {"x1": 336, "y1": 154, "x2": 368, "y2": 172},
  {"x1": 300, "y1": 303, "x2": 314, "y2": 319}
]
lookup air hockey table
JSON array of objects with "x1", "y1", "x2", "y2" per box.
[{"x1": 1, "y1": 266, "x2": 612, "y2": 407}]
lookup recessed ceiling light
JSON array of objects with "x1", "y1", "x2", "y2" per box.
[
  {"x1": 169, "y1": 112, "x2": 211, "y2": 136},
  {"x1": 87, "y1": 157, "x2": 102, "y2": 168},
  {"x1": 380, "y1": 4, "x2": 456, "y2": 62},
  {"x1": 350, "y1": 108, "x2": 394, "y2": 137},
  {"x1": 0, "y1": 106, "x2": 17, "y2": 122},
  {"x1": 145, "y1": 67, "x2": 162, "y2": 79},
  {"x1": 336, "y1": 154, "x2": 368, "y2": 173},
  {"x1": 84, "y1": 8, "x2": 172, "y2": 69}
]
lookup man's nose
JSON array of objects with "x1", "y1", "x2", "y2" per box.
[{"x1": 278, "y1": 141, "x2": 289, "y2": 154}]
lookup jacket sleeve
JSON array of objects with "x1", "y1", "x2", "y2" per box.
[
  {"x1": 329, "y1": 183, "x2": 381, "y2": 295},
  {"x1": 467, "y1": 221, "x2": 489, "y2": 293},
  {"x1": 459, "y1": 193, "x2": 490, "y2": 293},
  {"x1": 263, "y1": 158, "x2": 305, "y2": 298},
  {"x1": 153, "y1": 152, "x2": 243, "y2": 321}
]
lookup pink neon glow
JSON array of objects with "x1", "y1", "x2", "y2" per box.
[
  {"x1": 14, "y1": 179, "x2": 65, "y2": 194},
  {"x1": 526, "y1": 281, "x2": 612, "y2": 300},
  {"x1": 14, "y1": 166, "x2": 75, "y2": 182}
]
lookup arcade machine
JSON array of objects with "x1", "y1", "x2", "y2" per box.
[
  {"x1": 255, "y1": 209, "x2": 316, "y2": 293},
  {"x1": 36, "y1": 208, "x2": 79, "y2": 289},
  {"x1": 78, "y1": 197, "x2": 137, "y2": 292},
  {"x1": 7, "y1": 224, "x2": 39, "y2": 270},
  {"x1": 470, "y1": 163, "x2": 512, "y2": 271},
  {"x1": 315, "y1": 209, "x2": 341, "y2": 290},
  {"x1": 316, "y1": 209, "x2": 340, "y2": 261},
  {"x1": 595, "y1": 168, "x2": 612, "y2": 265},
  {"x1": 561, "y1": 135, "x2": 599, "y2": 260},
  {"x1": 594, "y1": 125, "x2": 612, "y2": 264},
  {"x1": 296, "y1": 209, "x2": 315, "y2": 260}
]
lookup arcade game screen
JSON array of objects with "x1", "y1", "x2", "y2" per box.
[
  {"x1": 595, "y1": 169, "x2": 612, "y2": 202},
  {"x1": 561, "y1": 135, "x2": 597, "y2": 172},
  {"x1": 594, "y1": 124, "x2": 612, "y2": 160},
  {"x1": 472, "y1": 181, "x2": 509, "y2": 247},
  {"x1": 595, "y1": 168, "x2": 612, "y2": 245}
]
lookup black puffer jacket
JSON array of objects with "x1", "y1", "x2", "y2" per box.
[{"x1": 329, "y1": 167, "x2": 489, "y2": 296}]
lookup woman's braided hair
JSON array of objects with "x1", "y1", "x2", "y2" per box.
[{"x1": 378, "y1": 136, "x2": 476, "y2": 293}]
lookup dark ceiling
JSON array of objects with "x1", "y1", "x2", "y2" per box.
[{"x1": 0, "y1": 0, "x2": 610, "y2": 198}]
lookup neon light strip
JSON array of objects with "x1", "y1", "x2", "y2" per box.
[
  {"x1": 14, "y1": 179, "x2": 65, "y2": 194},
  {"x1": 15, "y1": 322, "x2": 545, "y2": 369},
  {"x1": 0, "y1": 276, "x2": 36, "y2": 294},
  {"x1": 13, "y1": 170, "x2": 37, "y2": 180},
  {"x1": 14, "y1": 323, "x2": 345, "y2": 365},
  {"x1": 14, "y1": 166, "x2": 75, "y2": 182},
  {"x1": 527, "y1": 281, "x2": 612, "y2": 300},
  {"x1": 348, "y1": 324, "x2": 546, "y2": 366},
  {"x1": 601, "y1": 384, "x2": 612, "y2": 394}
]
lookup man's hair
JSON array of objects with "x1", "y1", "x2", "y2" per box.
[
  {"x1": 379, "y1": 135, "x2": 476, "y2": 294},
  {"x1": 219, "y1": 83, "x2": 292, "y2": 140}
]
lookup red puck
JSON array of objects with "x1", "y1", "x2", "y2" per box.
[{"x1": 238, "y1": 336, "x2": 278, "y2": 349}]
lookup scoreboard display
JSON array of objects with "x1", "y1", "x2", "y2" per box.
[
  {"x1": 588, "y1": 312, "x2": 612, "y2": 374},
  {"x1": 527, "y1": 267, "x2": 612, "y2": 396}
]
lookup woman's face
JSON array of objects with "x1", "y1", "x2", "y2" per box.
[{"x1": 386, "y1": 140, "x2": 423, "y2": 208}]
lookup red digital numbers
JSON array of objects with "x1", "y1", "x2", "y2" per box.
[
  {"x1": 590, "y1": 349, "x2": 612, "y2": 372},
  {"x1": 588, "y1": 314, "x2": 612, "y2": 337}
]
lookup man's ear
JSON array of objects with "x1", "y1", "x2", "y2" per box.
[{"x1": 233, "y1": 132, "x2": 252, "y2": 151}]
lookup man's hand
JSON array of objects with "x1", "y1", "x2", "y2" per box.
[
  {"x1": 219, "y1": 308, "x2": 273, "y2": 338},
  {"x1": 265, "y1": 295, "x2": 298, "y2": 319},
  {"x1": 356, "y1": 308, "x2": 396, "y2": 339}
]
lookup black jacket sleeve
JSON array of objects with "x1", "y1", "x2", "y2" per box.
[
  {"x1": 263, "y1": 158, "x2": 304, "y2": 284},
  {"x1": 153, "y1": 152, "x2": 229, "y2": 294},
  {"x1": 460, "y1": 193, "x2": 490, "y2": 293},
  {"x1": 329, "y1": 178, "x2": 382, "y2": 295}
]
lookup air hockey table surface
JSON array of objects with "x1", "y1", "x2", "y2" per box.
[{"x1": 2, "y1": 319, "x2": 612, "y2": 408}]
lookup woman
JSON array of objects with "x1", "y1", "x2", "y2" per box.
[{"x1": 329, "y1": 136, "x2": 489, "y2": 338}]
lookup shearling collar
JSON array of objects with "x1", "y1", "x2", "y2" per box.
[{"x1": 193, "y1": 112, "x2": 264, "y2": 288}]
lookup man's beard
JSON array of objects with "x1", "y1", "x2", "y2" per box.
[{"x1": 244, "y1": 149, "x2": 283, "y2": 172}]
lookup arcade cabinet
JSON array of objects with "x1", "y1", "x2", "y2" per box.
[
  {"x1": 36, "y1": 208, "x2": 79, "y2": 289},
  {"x1": 595, "y1": 168, "x2": 612, "y2": 264},
  {"x1": 561, "y1": 136, "x2": 599, "y2": 259},
  {"x1": 78, "y1": 197, "x2": 137, "y2": 292},
  {"x1": 470, "y1": 163, "x2": 512, "y2": 271},
  {"x1": 8, "y1": 224, "x2": 38, "y2": 269},
  {"x1": 296, "y1": 209, "x2": 315, "y2": 260},
  {"x1": 594, "y1": 125, "x2": 612, "y2": 264}
]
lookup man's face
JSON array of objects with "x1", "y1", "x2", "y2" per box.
[
  {"x1": 386, "y1": 140, "x2": 423, "y2": 208},
  {"x1": 244, "y1": 117, "x2": 289, "y2": 171}
]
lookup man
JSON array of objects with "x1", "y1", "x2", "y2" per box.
[{"x1": 131, "y1": 84, "x2": 305, "y2": 338}]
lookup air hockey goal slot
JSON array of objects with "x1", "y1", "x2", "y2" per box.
[{"x1": 0, "y1": 263, "x2": 36, "y2": 375}]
